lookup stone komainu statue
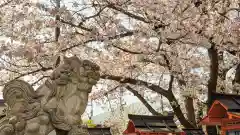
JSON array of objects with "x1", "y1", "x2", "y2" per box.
[{"x1": 0, "y1": 56, "x2": 100, "y2": 135}]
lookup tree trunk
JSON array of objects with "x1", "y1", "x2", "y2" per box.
[
  {"x1": 184, "y1": 97, "x2": 196, "y2": 127},
  {"x1": 233, "y1": 64, "x2": 240, "y2": 93},
  {"x1": 168, "y1": 91, "x2": 195, "y2": 128},
  {"x1": 196, "y1": 100, "x2": 204, "y2": 124},
  {"x1": 207, "y1": 45, "x2": 218, "y2": 108},
  {"x1": 55, "y1": 0, "x2": 61, "y2": 42},
  {"x1": 207, "y1": 45, "x2": 218, "y2": 134}
]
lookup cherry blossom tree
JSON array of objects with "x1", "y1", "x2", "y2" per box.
[{"x1": 0, "y1": 0, "x2": 240, "y2": 134}]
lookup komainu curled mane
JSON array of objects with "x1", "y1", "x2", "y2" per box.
[{"x1": 0, "y1": 56, "x2": 100, "y2": 135}]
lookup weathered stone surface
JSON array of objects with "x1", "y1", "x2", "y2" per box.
[{"x1": 0, "y1": 56, "x2": 100, "y2": 135}]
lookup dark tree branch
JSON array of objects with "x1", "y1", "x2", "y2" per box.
[
  {"x1": 185, "y1": 97, "x2": 197, "y2": 126},
  {"x1": 61, "y1": 39, "x2": 94, "y2": 52},
  {"x1": 154, "y1": 34, "x2": 196, "y2": 127},
  {"x1": 102, "y1": 74, "x2": 195, "y2": 128},
  {"x1": 89, "y1": 85, "x2": 122, "y2": 100},
  {"x1": 162, "y1": 54, "x2": 171, "y2": 70},
  {"x1": 218, "y1": 50, "x2": 234, "y2": 82},
  {"x1": 207, "y1": 44, "x2": 218, "y2": 108},
  {"x1": 111, "y1": 44, "x2": 144, "y2": 54},
  {"x1": 13, "y1": 67, "x2": 53, "y2": 80},
  {"x1": 0, "y1": 0, "x2": 13, "y2": 8},
  {"x1": 234, "y1": 64, "x2": 240, "y2": 84},
  {"x1": 159, "y1": 50, "x2": 174, "y2": 92},
  {"x1": 60, "y1": 19, "x2": 92, "y2": 32},
  {"x1": 106, "y1": 3, "x2": 149, "y2": 23},
  {"x1": 101, "y1": 74, "x2": 170, "y2": 97},
  {"x1": 125, "y1": 85, "x2": 162, "y2": 116},
  {"x1": 79, "y1": 5, "x2": 108, "y2": 24},
  {"x1": 1, "y1": 67, "x2": 21, "y2": 74},
  {"x1": 156, "y1": 38, "x2": 162, "y2": 52},
  {"x1": 168, "y1": 75, "x2": 174, "y2": 91},
  {"x1": 0, "y1": 67, "x2": 53, "y2": 86},
  {"x1": 61, "y1": 4, "x2": 108, "y2": 31},
  {"x1": 31, "y1": 76, "x2": 50, "y2": 86},
  {"x1": 0, "y1": 57, "x2": 35, "y2": 68},
  {"x1": 55, "y1": 0, "x2": 61, "y2": 42},
  {"x1": 37, "y1": 62, "x2": 46, "y2": 69},
  {"x1": 168, "y1": 90, "x2": 195, "y2": 128},
  {"x1": 206, "y1": 40, "x2": 219, "y2": 135},
  {"x1": 165, "y1": 32, "x2": 189, "y2": 45},
  {"x1": 103, "y1": 85, "x2": 121, "y2": 96},
  {"x1": 220, "y1": 8, "x2": 240, "y2": 15},
  {"x1": 107, "y1": 31, "x2": 135, "y2": 40},
  {"x1": 61, "y1": 31, "x2": 135, "y2": 52},
  {"x1": 60, "y1": 4, "x2": 108, "y2": 32},
  {"x1": 139, "y1": 58, "x2": 168, "y2": 67}
]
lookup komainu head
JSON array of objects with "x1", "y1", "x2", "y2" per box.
[{"x1": 50, "y1": 56, "x2": 100, "y2": 92}]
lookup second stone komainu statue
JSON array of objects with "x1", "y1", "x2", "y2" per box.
[{"x1": 0, "y1": 56, "x2": 100, "y2": 135}]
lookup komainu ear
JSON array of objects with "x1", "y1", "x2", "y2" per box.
[{"x1": 54, "y1": 56, "x2": 61, "y2": 68}]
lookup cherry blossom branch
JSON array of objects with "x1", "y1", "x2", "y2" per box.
[
  {"x1": 0, "y1": 0, "x2": 14, "y2": 8},
  {"x1": 166, "y1": 32, "x2": 190, "y2": 44},
  {"x1": 36, "y1": 62, "x2": 46, "y2": 69},
  {"x1": 60, "y1": 3, "x2": 109, "y2": 32},
  {"x1": 0, "y1": 57, "x2": 35, "y2": 68},
  {"x1": 60, "y1": 19, "x2": 92, "y2": 32},
  {"x1": 13, "y1": 67, "x2": 53, "y2": 80},
  {"x1": 111, "y1": 44, "x2": 144, "y2": 54},
  {"x1": 100, "y1": 74, "x2": 170, "y2": 97},
  {"x1": 101, "y1": 74, "x2": 194, "y2": 128},
  {"x1": 1, "y1": 67, "x2": 21, "y2": 74},
  {"x1": 61, "y1": 31, "x2": 135, "y2": 52},
  {"x1": 139, "y1": 58, "x2": 168, "y2": 67},
  {"x1": 105, "y1": 3, "x2": 149, "y2": 23},
  {"x1": 31, "y1": 76, "x2": 50, "y2": 86},
  {"x1": 107, "y1": 31, "x2": 134, "y2": 40},
  {"x1": 220, "y1": 8, "x2": 240, "y2": 15},
  {"x1": 0, "y1": 67, "x2": 53, "y2": 86},
  {"x1": 125, "y1": 85, "x2": 162, "y2": 116},
  {"x1": 3, "y1": 67, "x2": 52, "y2": 81},
  {"x1": 61, "y1": 39, "x2": 95, "y2": 52},
  {"x1": 160, "y1": 52, "x2": 175, "y2": 92},
  {"x1": 79, "y1": 4, "x2": 108, "y2": 24},
  {"x1": 91, "y1": 85, "x2": 121, "y2": 100}
]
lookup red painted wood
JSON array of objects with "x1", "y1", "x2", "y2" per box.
[
  {"x1": 123, "y1": 120, "x2": 136, "y2": 134},
  {"x1": 208, "y1": 103, "x2": 227, "y2": 118},
  {"x1": 123, "y1": 120, "x2": 184, "y2": 135},
  {"x1": 200, "y1": 99, "x2": 240, "y2": 135}
]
